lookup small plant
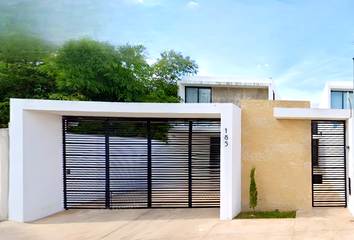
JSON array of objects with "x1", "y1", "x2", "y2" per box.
[{"x1": 249, "y1": 167, "x2": 258, "y2": 212}]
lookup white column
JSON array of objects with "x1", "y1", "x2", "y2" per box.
[
  {"x1": 220, "y1": 104, "x2": 241, "y2": 220},
  {"x1": 9, "y1": 106, "x2": 63, "y2": 222}
]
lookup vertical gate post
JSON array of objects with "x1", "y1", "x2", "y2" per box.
[
  {"x1": 105, "y1": 119, "x2": 110, "y2": 209},
  {"x1": 147, "y1": 120, "x2": 152, "y2": 208},
  {"x1": 62, "y1": 118, "x2": 67, "y2": 210},
  {"x1": 188, "y1": 121, "x2": 193, "y2": 208},
  {"x1": 344, "y1": 121, "x2": 347, "y2": 207}
]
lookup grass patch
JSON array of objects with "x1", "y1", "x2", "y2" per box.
[{"x1": 234, "y1": 211, "x2": 296, "y2": 219}]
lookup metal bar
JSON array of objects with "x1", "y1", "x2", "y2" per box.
[
  {"x1": 188, "y1": 120, "x2": 193, "y2": 208},
  {"x1": 311, "y1": 126, "x2": 314, "y2": 207},
  {"x1": 105, "y1": 119, "x2": 110, "y2": 209},
  {"x1": 344, "y1": 121, "x2": 347, "y2": 207},
  {"x1": 62, "y1": 118, "x2": 68, "y2": 210},
  {"x1": 147, "y1": 120, "x2": 152, "y2": 208}
]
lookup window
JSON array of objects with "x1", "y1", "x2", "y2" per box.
[
  {"x1": 331, "y1": 91, "x2": 354, "y2": 109},
  {"x1": 185, "y1": 87, "x2": 211, "y2": 103}
]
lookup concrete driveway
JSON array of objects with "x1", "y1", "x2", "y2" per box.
[{"x1": 0, "y1": 207, "x2": 353, "y2": 240}]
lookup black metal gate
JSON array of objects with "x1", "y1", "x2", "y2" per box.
[
  {"x1": 63, "y1": 117, "x2": 221, "y2": 209},
  {"x1": 311, "y1": 120, "x2": 346, "y2": 207}
]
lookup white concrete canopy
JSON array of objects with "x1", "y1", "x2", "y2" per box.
[
  {"x1": 274, "y1": 107, "x2": 351, "y2": 120},
  {"x1": 9, "y1": 99, "x2": 241, "y2": 222}
]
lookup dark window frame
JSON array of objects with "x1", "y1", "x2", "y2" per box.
[{"x1": 185, "y1": 87, "x2": 212, "y2": 103}]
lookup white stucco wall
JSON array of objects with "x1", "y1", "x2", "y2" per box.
[
  {"x1": 23, "y1": 111, "x2": 63, "y2": 221},
  {"x1": 319, "y1": 81, "x2": 354, "y2": 109},
  {"x1": 9, "y1": 99, "x2": 242, "y2": 222},
  {"x1": 231, "y1": 105, "x2": 242, "y2": 217},
  {"x1": 347, "y1": 118, "x2": 354, "y2": 216},
  {"x1": 9, "y1": 107, "x2": 63, "y2": 222},
  {"x1": 0, "y1": 129, "x2": 9, "y2": 220},
  {"x1": 219, "y1": 104, "x2": 241, "y2": 220}
]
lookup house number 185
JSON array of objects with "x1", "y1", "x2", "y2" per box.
[{"x1": 224, "y1": 128, "x2": 228, "y2": 147}]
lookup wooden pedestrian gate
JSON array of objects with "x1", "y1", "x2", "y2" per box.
[
  {"x1": 311, "y1": 120, "x2": 346, "y2": 207},
  {"x1": 62, "y1": 117, "x2": 221, "y2": 209}
]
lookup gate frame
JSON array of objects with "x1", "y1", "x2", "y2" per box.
[
  {"x1": 8, "y1": 99, "x2": 241, "y2": 222},
  {"x1": 311, "y1": 120, "x2": 347, "y2": 207},
  {"x1": 62, "y1": 116, "x2": 222, "y2": 209}
]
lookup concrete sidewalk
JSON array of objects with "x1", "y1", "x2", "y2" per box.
[{"x1": 0, "y1": 208, "x2": 353, "y2": 239}]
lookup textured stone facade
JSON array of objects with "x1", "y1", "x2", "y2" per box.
[
  {"x1": 241, "y1": 100, "x2": 312, "y2": 212},
  {"x1": 212, "y1": 87, "x2": 268, "y2": 107}
]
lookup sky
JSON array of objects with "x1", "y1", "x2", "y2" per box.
[{"x1": 11, "y1": 0, "x2": 354, "y2": 103}]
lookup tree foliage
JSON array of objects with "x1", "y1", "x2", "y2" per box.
[
  {"x1": 0, "y1": 32, "x2": 57, "y2": 126},
  {"x1": 42, "y1": 39, "x2": 149, "y2": 102},
  {"x1": 0, "y1": 34, "x2": 199, "y2": 128},
  {"x1": 249, "y1": 167, "x2": 258, "y2": 212},
  {"x1": 145, "y1": 50, "x2": 198, "y2": 103},
  {"x1": 152, "y1": 50, "x2": 198, "y2": 84}
]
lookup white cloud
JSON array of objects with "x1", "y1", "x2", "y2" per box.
[
  {"x1": 265, "y1": 64, "x2": 269, "y2": 67},
  {"x1": 257, "y1": 65, "x2": 261, "y2": 67},
  {"x1": 186, "y1": 1, "x2": 200, "y2": 10},
  {"x1": 198, "y1": 68, "x2": 213, "y2": 76}
]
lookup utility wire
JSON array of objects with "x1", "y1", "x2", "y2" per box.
[{"x1": 279, "y1": 49, "x2": 354, "y2": 80}]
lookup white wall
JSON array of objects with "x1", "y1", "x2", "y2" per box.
[
  {"x1": 220, "y1": 104, "x2": 241, "y2": 220},
  {"x1": 231, "y1": 105, "x2": 241, "y2": 217},
  {"x1": 319, "y1": 82, "x2": 330, "y2": 108},
  {"x1": 9, "y1": 109, "x2": 63, "y2": 222},
  {"x1": 347, "y1": 118, "x2": 354, "y2": 216},
  {"x1": 0, "y1": 129, "x2": 9, "y2": 220},
  {"x1": 319, "y1": 81, "x2": 354, "y2": 109}
]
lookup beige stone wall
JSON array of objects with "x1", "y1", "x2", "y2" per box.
[
  {"x1": 212, "y1": 87, "x2": 268, "y2": 107},
  {"x1": 241, "y1": 100, "x2": 312, "y2": 212}
]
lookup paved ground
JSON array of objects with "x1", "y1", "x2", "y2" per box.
[{"x1": 0, "y1": 207, "x2": 354, "y2": 239}]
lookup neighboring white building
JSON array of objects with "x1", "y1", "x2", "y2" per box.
[
  {"x1": 178, "y1": 76, "x2": 281, "y2": 106},
  {"x1": 319, "y1": 81, "x2": 354, "y2": 109}
]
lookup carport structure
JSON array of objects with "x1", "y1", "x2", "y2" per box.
[{"x1": 8, "y1": 99, "x2": 241, "y2": 222}]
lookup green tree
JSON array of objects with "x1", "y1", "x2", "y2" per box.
[
  {"x1": 0, "y1": 32, "x2": 58, "y2": 127},
  {"x1": 146, "y1": 50, "x2": 198, "y2": 102},
  {"x1": 152, "y1": 50, "x2": 198, "y2": 84},
  {"x1": 0, "y1": 35, "x2": 200, "y2": 127},
  {"x1": 45, "y1": 39, "x2": 149, "y2": 102},
  {"x1": 249, "y1": 167, "x2": 258, "y2": 212}
]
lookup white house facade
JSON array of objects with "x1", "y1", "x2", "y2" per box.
[{"x1": 2, "y1": 79, "x2": 354, "y2": 223}]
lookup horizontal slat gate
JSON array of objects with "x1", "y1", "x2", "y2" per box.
[
  {"x1": 311, "y1": 120, "x2": 346, "y2": 207},
  {"x1": 63, "y1": 117, "x2": 220, "y2": 209}
]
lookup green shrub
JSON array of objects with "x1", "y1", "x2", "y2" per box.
[{"x1": 249, "y1": 167, "x2": 258, "y2": 212}]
